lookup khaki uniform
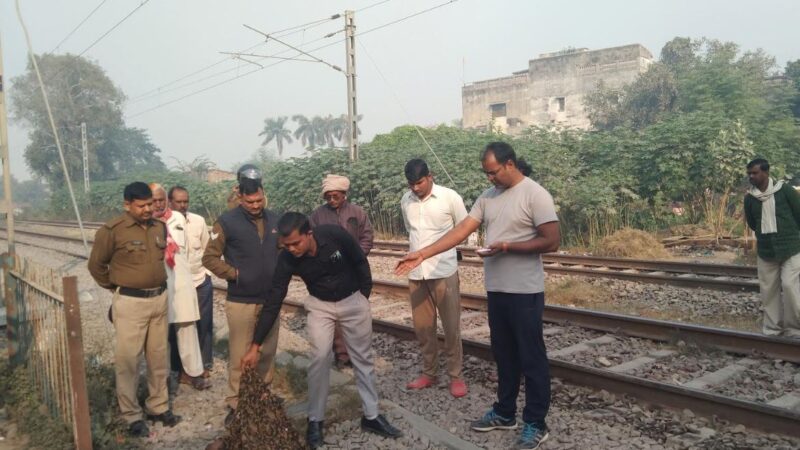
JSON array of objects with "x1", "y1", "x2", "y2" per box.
[
  {"x1": 88, "y1": 213, "x2": 170, "y2": 424},
  {"x1": 202, "y1": 211, "x2": 280, "y2": 409}
]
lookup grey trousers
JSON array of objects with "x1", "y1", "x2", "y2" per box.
[
  {"x1": 305, "y1": 291, "x2": 379, "y2": 422},
  {"x1": 758, "y1": 253, "x2": 800, "y2": 337}
]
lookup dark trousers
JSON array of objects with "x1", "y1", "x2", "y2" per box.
[
  {"x1": 168, "y1": 324, "x2": 182, "y2": 372},
  {"x1": 196, "y1": 275, "x2": 214, "y2": 369},
  {"x1": 488, "y1": 291, "x2": 550, "y2": 424}
]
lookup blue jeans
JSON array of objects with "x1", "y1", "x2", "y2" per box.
[{"x1": 488, "y1": 291, "x2": 550, "y2": 424}]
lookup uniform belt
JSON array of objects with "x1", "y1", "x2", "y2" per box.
[{"x1": 119, "y1": 284, "x2": 167, "y2": 298}]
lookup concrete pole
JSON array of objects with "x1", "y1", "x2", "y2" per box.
[
  {"x1": 0, "y1": 33, "x2": 15, "y2": 255},
  {"x1": 81, "y1": 122, "x2": 89, "y2": 192},
  {"x1": 345, "y1": 10, "x2": 358, "y2": 161}
]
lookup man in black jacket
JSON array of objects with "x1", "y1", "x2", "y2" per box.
[
  {"x1": 242, "y1": 212, "x2": 402, "y2": 449},
  {"x1": 203, "y1": 178, "x2": 280, "y2": 425}
]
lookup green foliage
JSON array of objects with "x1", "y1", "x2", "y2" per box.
[
  {"x1": 10, "y1": 53, "x2": 165, "y2": 186},
  {"x1": 0, "y1": 175, "x2": 49, "y2": 210},
  {"x1": 49, "y1": 170, "x2": 233, "y2": 221}
]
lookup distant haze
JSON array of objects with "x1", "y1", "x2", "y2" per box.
[{"x1": 1, "y1": 0, "x2": 797, "y2": 180}]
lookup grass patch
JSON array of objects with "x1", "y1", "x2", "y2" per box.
[
  {"x1": 0, "y1": 359, "x2": 73, "y2": 450},
  {"x1": 593, "y1": 227, "x2": 671, "y2": 259},
  {"x1": 545, "y1": 278, "x2": 613, "y2": 308}
]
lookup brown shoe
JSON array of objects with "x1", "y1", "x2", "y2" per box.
[
  {"x1": 202, "y1": 369, "x2": 211, "y2": 379},
  {"x1": 180, "y1": 372, "x2": 212, "y2": 390}
]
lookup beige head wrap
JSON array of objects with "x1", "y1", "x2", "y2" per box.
[{"x1": 322, "y1": 174, "x2": 350, "y2": 195}]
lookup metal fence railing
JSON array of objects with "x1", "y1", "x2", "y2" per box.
[{"x1": 2, "y1": 252, "x2": 92, "y2": 449}]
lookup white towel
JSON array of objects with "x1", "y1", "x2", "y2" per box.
[{"x1": 749, "y1": 178, "x2": 784, "y2": 234}]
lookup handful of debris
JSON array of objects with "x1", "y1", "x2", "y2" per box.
[{"x1": 218, "y1": 369, "x2": 306, "y2": 450}]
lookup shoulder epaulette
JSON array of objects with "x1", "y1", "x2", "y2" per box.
[{"x1": 104, "y1": 215, "x2": 127, "y2": 229}]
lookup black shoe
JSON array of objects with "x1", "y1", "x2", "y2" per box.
[
  {"x1": 306, "y1": 420, "x2": 324, "y2": 449},
  {"x1": 361, "y1": 414, "x2": 403, "y2": 439},
  {"x1": 146, "y1": 410, "x2": 182, "y2": 427},
  {"x1": 128, "y1": 420, "x2": 149, "y2": 437},
  {"x1": 224, "y1": 409, "x2": 235, "y2": 428}
]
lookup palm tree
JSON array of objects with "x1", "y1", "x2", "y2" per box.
[
  {"x1": 334, "y1": 114, "x2": 363, "y2": 144},
  {"x1": 292, "y1": 114, "x2": 318, "y2": 150},
  {"x1": 258, "y1": 116, "x2": 293, "y2": 158}
]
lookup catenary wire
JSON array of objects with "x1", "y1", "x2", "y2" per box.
[
  {"x1": 50, "y1": 0, "x2": 110, "y2": 53},
  {"x1": 126, "y1": 0, "x2": 459, "y2": 118}
]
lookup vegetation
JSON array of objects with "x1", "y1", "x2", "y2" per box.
[
  {"x1": 10, "y1": 54, "x2": 165, "y2": 187},
  {"x1": 31, "y1": 37, "x2": 800, "y2": 246}
]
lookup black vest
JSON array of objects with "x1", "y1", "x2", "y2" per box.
[{"x1": 218, "y1": 207, "x2": 280, "y2": 303}]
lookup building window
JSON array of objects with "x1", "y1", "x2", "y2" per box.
[
  {"x1": 555, "y1": 97, "x2": 565, "y2": 112},
  {"x1": 490, "y1": 103, "x2": 507, "y2": 118}
]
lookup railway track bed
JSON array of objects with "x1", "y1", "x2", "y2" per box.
[{"x1": 2, "y1": 234, "x2": 799, "y2": 447}]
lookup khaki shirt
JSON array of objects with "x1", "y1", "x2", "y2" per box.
[
  {"x1": 203, "y1": 208, "x2": 265, "y2": 281},
  {"x1": 88, "y1": 212, "x2": 168, "y2": 290}
]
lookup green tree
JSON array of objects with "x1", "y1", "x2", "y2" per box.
[
  {"x1": 10, "y1": 53, "x2": 165, "y2": 185},
  {"x1": 258, "y1": 116, "x2": 293, "y2": 157}
]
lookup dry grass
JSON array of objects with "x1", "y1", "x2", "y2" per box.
[
  {"x1": 545, "y1": 279, "x2": 613, "y2": 308},
  {"x1": 669, "y1": 224, "x2": 713, "y2": 237},
  {"x1": 593, "y1": 227, "x2": 671, "y2": 259}
]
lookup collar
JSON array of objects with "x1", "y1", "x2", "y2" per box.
[
  {"x1": 326, "y1": 200, "x2": 349, "y2": 211},
  {"x1": 124, "y1": 212, "x2": 154, "y2": 228},
  {"x1": 409, "y1": 183, "x2": 441, "y2": 202}
]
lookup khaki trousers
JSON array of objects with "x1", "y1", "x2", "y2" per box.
[
  {"x1": 112, "y1": 290, "x2": 169, "y2": 424},
  {"x1": 225, "y1": 301, "x2": 280, "y2": 409},
  {"x1": 409, "y1": 272, "x2": 463, "y2": 379},
  {"x1": 758, "y1": 253, "x2": 800, "y2": 337}
]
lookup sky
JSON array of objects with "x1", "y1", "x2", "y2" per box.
[{"x1": 1, "y1": 0, "x2": 798, "y2": 180}]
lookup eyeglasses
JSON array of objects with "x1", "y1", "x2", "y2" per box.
[{"x1": 482, "y1": 165, "x2": 505, "y2": 177}]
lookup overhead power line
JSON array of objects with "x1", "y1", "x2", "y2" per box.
[
  {"x1": 76, "y1": 0, "x2": 151, "y2": 58},
  {"x1": 129, "y1": 14, "x2": 341, "y2": 103},
  {"x1": 126, "y1": 0, "x2": 458, "y2": 119},
  {"x1": 50, "y1": 0, "x2": 110, "y2": 53}
]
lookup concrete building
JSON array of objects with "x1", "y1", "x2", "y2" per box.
[
  {"x1": 462, "y1": 44, "x2": 654, "y2": 132},
  {"x1": 205, "y1": 168, "x2": 236, "y2": 183}
]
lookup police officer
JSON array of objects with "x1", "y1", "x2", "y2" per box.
[
  {"x1": 227, "y1": 164, "x2": 266, "y2": 209},
  {"x1": 88, "y1": 182, "x2": 181, "y2": 437}
]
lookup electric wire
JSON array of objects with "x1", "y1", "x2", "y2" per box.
[
  {"x1": 127, "y1": 0, "x2": 459, "y2": 119},
  {"x1": 76, "y1": 0, "x2": 151, "y2": 58},
  {"x1": 50, "y1": 0, "x2": 110, "y2": 53},
  {"x1": 14, "y1": 0, "x2": 90, "y2": 255},
  {"x1": 129, "y1": 14, "x2": 340, "y2": 102},
  {"x1": 357, "y1": 39, "x2": 457, "y2": 187}
]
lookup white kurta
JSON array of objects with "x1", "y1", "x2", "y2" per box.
[{"x1": 165, "y1": 212, "x2": 200, "y2": 324}]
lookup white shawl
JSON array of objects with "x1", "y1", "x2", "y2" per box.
[{"x1": 749, "y1": 178, "x2": 784, "y2": 234}]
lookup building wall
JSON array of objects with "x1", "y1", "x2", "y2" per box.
[{"x1": 462, "y1": 44, "x2": 653, "y2": 132}]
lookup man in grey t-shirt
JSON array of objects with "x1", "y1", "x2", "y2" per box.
[{"x1": 396, "y1": 142, "x2": 559, "y2": 450}]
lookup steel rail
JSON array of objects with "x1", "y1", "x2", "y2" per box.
[
  {"x1": 369, "y1": 249, "x2": 759, "y2": 292},
  {"x1": 374, "y1": 240, "x2": 756, "y2": 278},
  {"x1": 211, "y1": 284, "x2": 800, "y2": 438},
  {"x1": 370, "y1": 280, "x2": 798, "y2": 363}
]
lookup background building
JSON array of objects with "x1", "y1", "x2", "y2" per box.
[{"x1": 462, "y1": 44, "x2": 654, "y2": 132}]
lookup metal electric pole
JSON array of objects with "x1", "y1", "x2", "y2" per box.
[
  {"x1": 81, "y1": 122, "x2": 90, "y2": 192},
  {"x1": 344, "y1": 10, "x2": 358, "y2": 161}
]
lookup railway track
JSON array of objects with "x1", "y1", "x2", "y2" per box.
[
  {"x1": 8, "y1": 220, "x2": 759, "y2": 292},
  {"x1": 208, "y1": 283, "x2": 800, "y2": 438},
  {"x1": 3, "y1": 225, "x2": 799, "y2": 438}
]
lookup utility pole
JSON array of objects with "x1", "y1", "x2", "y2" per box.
[
  {"x1": 81, "y1": 122, "x2": 90, "y2": 192},
  {"x1": 0, "y1": 34, "x2": 14, "y2": 256},
  {"x1": 0, "y1": 32, "x2": 16, "y2": 354},
  {"x1": 344, "y1": 10, "x2": 358, "y2": 161}
]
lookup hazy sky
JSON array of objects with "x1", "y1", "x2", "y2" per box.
[{"x1": 1, "y1": 0, "x2": 798, "y2": 181}]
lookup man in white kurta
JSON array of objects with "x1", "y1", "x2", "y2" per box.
[{"x1": 150, "y1": 184, "x2": 208, "y2": 390}]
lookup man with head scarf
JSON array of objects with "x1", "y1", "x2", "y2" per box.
[
  {"x1": 150, "y1": 183, "x2": 209, "y2": 391},
  {"x1": 309, "y1": 174, "x2": 374, "y2": 367},
  {"x1": 744, "y1": 158, "x2": 800, "y2": 338}
]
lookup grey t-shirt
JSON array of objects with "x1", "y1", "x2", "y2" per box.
[{"x1": 468, "y1": 177, "x2": 558, "y2": 293}]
